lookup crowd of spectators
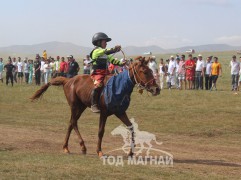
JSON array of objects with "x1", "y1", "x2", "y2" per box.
[
  {"x1": 148, "y1": 54, "x2": 241, "y2": 93},
  {"x1": 0, "y1": 51, "x2": 240, "y2": 93},
  {"x1": 0, "y1": 50, "x2": 86, "y2": 86}
]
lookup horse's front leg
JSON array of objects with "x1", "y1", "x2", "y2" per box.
[
  {"x1": 115, "y1": 112, "x2": 135, "y2": 157},
  {"x1": 97, "y1": 113, "x2": 107, "y2": 157}
]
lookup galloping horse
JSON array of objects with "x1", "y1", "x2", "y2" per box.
[{"x1": 30, "y1": 56, "x2": 160, "y2": 157}]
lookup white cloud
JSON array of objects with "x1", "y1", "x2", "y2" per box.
[
  {"x1": 143, "y1": 36, "x2": 193, "y2": 49},
  {"x1": 215, "y1": 35, "x2": 241, "y2": 46}
]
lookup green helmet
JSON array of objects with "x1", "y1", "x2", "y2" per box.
[{"x1": 92, "y1": 32, "x2": 112, "y2": 46}]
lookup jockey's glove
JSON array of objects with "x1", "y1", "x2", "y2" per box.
[{"x1": 114, "y1": 45, "x2": 121, "y2": 52}]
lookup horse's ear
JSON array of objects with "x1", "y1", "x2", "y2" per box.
[
  {"x1": 134, "y1": 56, "x2": 142, "y2": 61},
  {"x1": 134, "y1": 56, "x2": 146, "y2": 65},
  {"x1": 144, "y1": 57, "x2": 150, "y2": 65}
]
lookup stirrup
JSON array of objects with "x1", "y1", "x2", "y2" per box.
[{"x1": 91, "y1": 104, "x2": 100, "y2": 113}]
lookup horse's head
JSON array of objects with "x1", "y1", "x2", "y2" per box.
[{"x1": 130, "y1": 56, "x2": 160, "y2": 96}]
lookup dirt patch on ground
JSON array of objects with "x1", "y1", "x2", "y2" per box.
[{"x1": 1, "y1": 124, "x2": 240, "y2": 173}]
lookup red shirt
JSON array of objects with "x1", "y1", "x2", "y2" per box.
[
  {"x1": 60, "y1": 61, "x2": 67, "y2": 72},
  {"x1": 185, "y1": 59, "x2": 195, "y2": 73}
]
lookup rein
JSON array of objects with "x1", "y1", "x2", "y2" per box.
[
  {"x1": 130, "y1": 64, "x2": 155, "y2": 92},
  {"x1": 111, "y1": 49, "x2": 155, "y2": 92}
]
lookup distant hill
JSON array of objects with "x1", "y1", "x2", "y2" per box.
[
  {"x1": 170, "y1": 44, "x2": 241, "y2": 54},
  {"x1": 0, "y1": 41, "x2": 240, "y2": 59},
  {"x1": 123, "y1": 45, "x2": 166, "y2": 56},
  {"x1": 0, "y1": 41, "x2": 92, "y2": 58}
]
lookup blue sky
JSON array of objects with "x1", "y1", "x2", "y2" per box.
[{"x1": 0, "y1": 0, "x2": 241, "y2": 48}]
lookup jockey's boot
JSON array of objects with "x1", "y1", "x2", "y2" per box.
[{"x1": 91, "y1": 88, "x2": 100, "y2": 113}]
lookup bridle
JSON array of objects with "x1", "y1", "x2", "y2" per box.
[
  {"x1": 130, "y1": 63, "x2": 156, "y2": 91},
  {"x1": 115, "y1": 49, "x2": 156, "y2": 91}
]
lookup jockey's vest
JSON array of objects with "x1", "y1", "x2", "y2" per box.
[{"x1": 90, "y1": 48, "x2": 108, "y2": 70}]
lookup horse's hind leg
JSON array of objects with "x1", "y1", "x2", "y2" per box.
[
  {"x1": 96, "y1": 113, "x2": 107, "y2": 157},
  {"x1": 63, "y1": 123, "x2": 73, "y2": 153},
  {"x1": 63, "y1": 105, "x2": 87, "y2": 154}
]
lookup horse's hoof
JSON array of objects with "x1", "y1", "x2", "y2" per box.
[
  {"x1": 63, "y1": 148, "x2": 70, "y2": 154},
  {"x1": 98, "y1": 151, "x2": 104, "y2": 158}
]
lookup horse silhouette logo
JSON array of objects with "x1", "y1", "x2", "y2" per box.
[{"x1": 110, "y1": 118, "x2": 163, "y2": 156}]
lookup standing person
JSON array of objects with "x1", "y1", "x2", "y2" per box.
[
  {"x1": 28, "y1": 60, "x2": 34, "y2": 84},
  {"x1": 17, "y1": 57, "x2": 24, "y2": 84},
  {"x1": 205, "y1": 56, "x2": 213, "y2": 90},
  {"x1": 175, "y1": 57, "x2": 180, "y2": 89},
  {"x1": 239, "y1": 57, "x2": 241, "y2": 91},
  {"x1": 67, "y1": 55, "x2": 79, "y2": 78},
  {"x1": 59, "y1": 57, "x2": 67, "y2": 77},
  {"x1": 230, "y1": 55, "x2": 240, "y2": 92},
  {"x1": 165, "y1": 59, "x2": 170, "y2": 88},
  {"x1": 12, "y1": 57, "x2": 18, "y2": 83},
  {"x1": 148, "y1": 56, "x2": 159, "y2": 84},
  {"x1": 40, "y1": 57, "x2": 45, "y2": 84},
  {"x1": 159, "y1": 58, "x2": 166, "y2": 90},
  {"x1": 195, "y1": 54, "x2": 205, "y2": 90},
  {"x1": 178, "y1": 55, "x2": 186, "y2": 90},
  {"x1": 42, "y1": 50, "x2": 47, "y2": 60},
  {"x1": 90, "y1": 32, "x2": 125, "y2": 112},
  {"x1": 167, "y1": 56, "x2": 176, "y2": 89},
  {"x1": 49, "y1": 58, "x2": 55, "y2": 78},
  {"x1": 192, "y1": 57, "x2": 197, "y2": 89},
  {"x1": 23, "y1": 58, "x2": 29, "y2": 84},
  {"x1": 54, "y1": 56, "x2": 60, "y2": 77},
  {"x1": 43, "y1": 60, "x2": 51, "y2": 84},
  {"x1": 4, "y1": 59, "x2": 15, "y2": 86},
  {"x1": 0, "y1": 58, "x2": 4, "y2": 83},
  {"x1": 210, "y1": 57, "x2": 222, "y2": 91},
  {"x1": 83, "y1": 55, "x2": 92, "y2": 74},
  {"x1": 34, "y1": 55, "x2": 41, "y2": 85},
  {"x1": 185, "y1": 54, "x2": 195, "y2": 90}
]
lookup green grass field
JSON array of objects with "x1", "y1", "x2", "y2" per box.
[{"x1": 0, "y1": 51, "x2": 241, "y2": 180}]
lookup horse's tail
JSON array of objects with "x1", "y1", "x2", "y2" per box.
[
  {"x1": 30, "y1": 77, "x2": 69, "y2": 101},
  {"x1": 153, "y1": 136, "x2": 163, "y2": 145}
]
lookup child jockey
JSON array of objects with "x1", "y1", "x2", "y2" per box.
[{"x1": 90, "y1": 32, "x2": 126, "y2": 113}]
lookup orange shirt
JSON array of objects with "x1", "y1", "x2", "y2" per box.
[{"x1": 211, "y1": 62, "x2": 221, "y2": 75}]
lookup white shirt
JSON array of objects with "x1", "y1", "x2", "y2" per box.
[
  {"x1": 159, "y1": 64, "x2": 165, "y2": 74},
  {"x1": 17, "y1": 62, "x2": 23, "y2": 72},
  {"x1": 205, "y1": 62, "x2": 212, "y2": 75},
  {"x1": 148, "y1": 61, "x2": 158, "y2": 74},
  {"x1": 40, "y1": 61, "x2": 45, "y2": 71},
  {"x1": 43, "y1": 64, "x2": 50, "y2": 73},
  {"x1": 12, "y1": 61, "x2": 17, "y2": 66},
  {"x1": 168, "y1": 60, "x2": 176, "y2": 75},
  {"x1": 196, "y1": 59, "x2": 205, "y2": 71},
  {"x1": 12, "y1": 61, "x2": 17, "y2": 72},
  {"x1": 230, "y1": 60, "x2": 240, "y2": 75},
  {"x1": 175, "y1": 61, "x2": 179, "y2": 73},
  {"x1": 23, "y1": 63, "x2": 29, "y2": 73},
  {"x1": 50, "y1": 62, "x2": 55, "y2": 71},
  {"x1": 83, "y1": 59, "x2": 92, "y2": 70},
  {"x1": 55, "y1": 61, "x2": 60, "y2": 71}
]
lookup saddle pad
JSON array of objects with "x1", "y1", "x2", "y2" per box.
[{"x1": 103, "y1": 70, "x2": 134, "y2": 114}]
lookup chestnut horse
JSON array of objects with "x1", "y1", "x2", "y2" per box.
[{"x1": 30, "y1": 57, "x2": 160, "y2": 157}]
